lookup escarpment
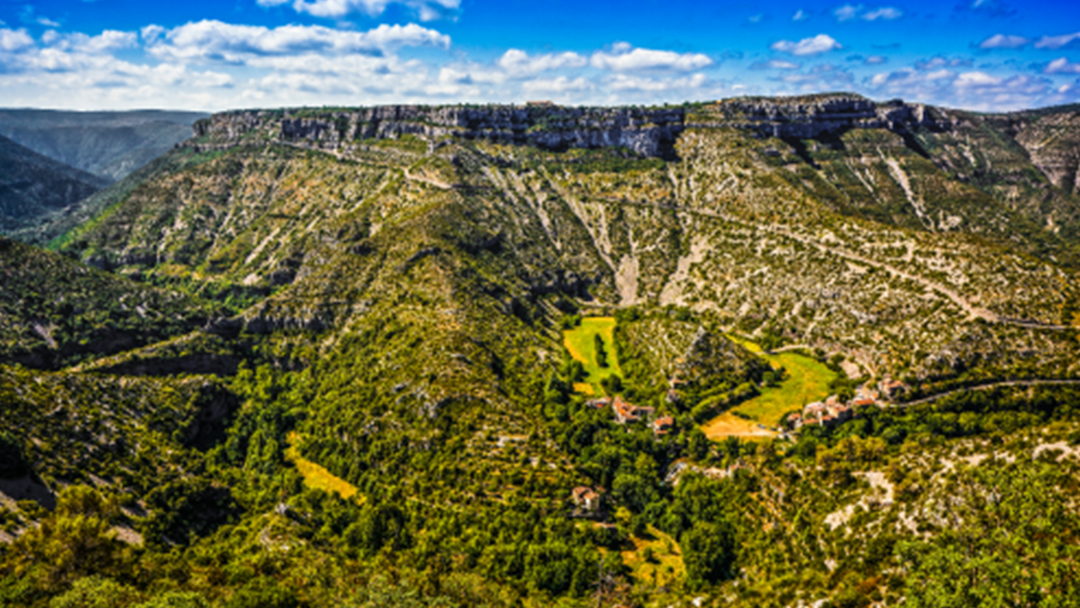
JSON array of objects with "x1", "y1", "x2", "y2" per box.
[
  {"x1": 194, "y1": 104, "x2": 688, "y2": 158},
  {"x1": 702, "y1": 94, "x2": 954, "y2": 141},
  {"x1": 190, "y1": 94, "x2": 958, "y2": 160}
]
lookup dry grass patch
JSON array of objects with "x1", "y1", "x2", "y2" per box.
[
  {"x1": 621, "y1": 525, "x2": 685, "y2": 587},
  {"x1": 286, "y1": 432, "x2": 362, "y2": 502}
]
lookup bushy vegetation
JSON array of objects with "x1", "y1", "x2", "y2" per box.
[{"x1": 5, "y1": 100, "x2": 1080, "y2": 607}]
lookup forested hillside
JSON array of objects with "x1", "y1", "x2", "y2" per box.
[
  {"x1": 2, "y1": 95, "x2": 1080, "y2": 607},
  {"x1": 0, "y1": 136, "x2": 110, "y2": 237}
]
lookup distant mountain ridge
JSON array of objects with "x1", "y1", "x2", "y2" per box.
[
  {"x1": 0, "y1": 108, "x2": 207, "y2": 181},
  {"x1": 0, "y1": 134, "x2": 110, "y2": 235}
]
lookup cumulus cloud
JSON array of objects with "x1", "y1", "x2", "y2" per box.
[
  {"x1": 590, "y1": 44, "x2": 712, "y2": 71},
  {"x1": 0, "y1": 28, "x2": 35, "y2": 52},
  {"x1": 955, "y1": 71, "x2": 1002, "y2": 86},
  {"x1": 771, "y1": 34, "x2": 842, "y2": 56},
  {"x1": 145, "y1": 20, "x2": 450, "y2": 63},
  {"x1": 46, "y1": 30, "x2": 139, "y2": 54},
  {"x1": 496, "y1": 49, "x2": 586, "y2": 77},
  {"x1": 1044, "y1": 58, "x2": 1080, "y2": 74},
  {"x1": 978, "y1": 34, "x2": 1030, "y2": 49},
  {"x1": 605, "y1": 72, "x2": 707, "y2": 92},
  {"x1": 18, "y1": 6, "x2": 60, "y2": 28},
  {"x1": 1034, "y1": 32, "x2": 1080, "y2": 50},
  {"x1": 833, "y1": 4, "x2": 901, "y2": 21},
  {"x1": 276, "y1": 0, "x2": 460, "y2": 21},
  {"x1": 865, "y1": 62, "x2": 1071, "y2": 111}
]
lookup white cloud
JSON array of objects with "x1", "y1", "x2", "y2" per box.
[
  {"x1": 833, "y1": 4, "x2": 862, "y2": 21},
  {"x1": 18, "y1": 6, "x2": 60, "y2": 28},
  {"x1": 978, "y1": 34, "x2": 1030, "y2": 49},
  {"x1": 865, "y1": 63, "x2": 1073, "y2": 112},
  {"x1": 865, "y1": 55, "x2": 886, "y2": 64},
  {"x1": 752, "y1": 59, "x2": 801, "y2": 70},
  {"x1": 915, "y1": 56, "x2": 972, "y2": 70},
  {"x1": 793, "y1": 9, "x2": 809, "y2": 21},
  {"x1": 605, "y1": 72, "x2": 707, "y2": 92},
  {"x1": 1034, "y1": 32, "x2": 1080, "y2": 50},
  {"x1": 862, "y1": 7, "x2": 902, "y2": 20},
  {"x1": 1045, "y1": 58, "x2": 1080, "y2": 75},
  {"x1": 955, "y1": 71, "x2": 1002, "y2": 87},
  {"x1": 288, "y1": 0, "x2": 460, "y2": 20},
  {"x1": 0, "y1": 28, "x2": 34, "y2": 52},
  {"x1": 590, "y1": 45, "x2": 712, "y2": 71},
  {"x1": 771, "y1": 34, "x2": 842, "y2": 56},
  {"x1": 45, "y1": 30, "x2": 139, "y2": 54},
  {"x1": 521, "y1": 76, "x2": 593, "y2": 95},
  {"x1": 496, "y1": 49, "x2": 586, "y2": 77},
  {"x1": 146, "y1": 20, "x2": 450, "y2": 63}
]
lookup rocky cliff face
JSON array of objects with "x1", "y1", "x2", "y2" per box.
[
  {"x1": 703, "y1": 95, "x2": 953, "y2": 140},
  {"x1": 195, "y1": 105, "x2": 688, "y2": 158},
  {"x1": 191, "y1": 96, "x2": 961, "y2": 160}
]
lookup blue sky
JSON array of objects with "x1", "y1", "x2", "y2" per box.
[{"x1": 0, "y1": 0, "x2": 1078, "y2": 111}]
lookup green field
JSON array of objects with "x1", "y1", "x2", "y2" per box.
[
  {"x1": 707, "y1": 337, "x2": 837, "y2": 433},
  {"x1": 563, "y1": 316, "x2": 623, "y2": 390}
]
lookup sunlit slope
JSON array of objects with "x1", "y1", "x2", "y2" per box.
[{"x1": 56, "y1": 118, "x2": 1080, "y2": 387}]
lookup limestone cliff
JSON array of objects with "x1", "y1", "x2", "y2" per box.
[{"x1": 194, "y1": 105, "x2": 688, "y2": 158}]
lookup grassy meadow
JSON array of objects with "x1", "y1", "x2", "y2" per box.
[
  {"x1": 704, "y1": 337, "x2": 837, "y2": 438},
  {"x1": 563, "y1": 316, "x2": 623, "y2": 391}
]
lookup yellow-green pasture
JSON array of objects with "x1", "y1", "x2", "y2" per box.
[
  {"x1": 562, "y1": 316, "x2": 623, "y2": 391},
  {"x1": 704, "y1": 338, "x2": 837, "y2": 438}
]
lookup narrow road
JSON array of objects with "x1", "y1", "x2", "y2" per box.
[{"x1": 897, "y1": 378, "x2": 1080, "y2": 407}]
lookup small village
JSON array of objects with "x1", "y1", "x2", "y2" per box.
[
  {"x1": 786, "y1": 377, "x2": 908, "y2": 431},
  {"x1": 582, "y1": 377, "x2": 909, "y2": 440}
]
